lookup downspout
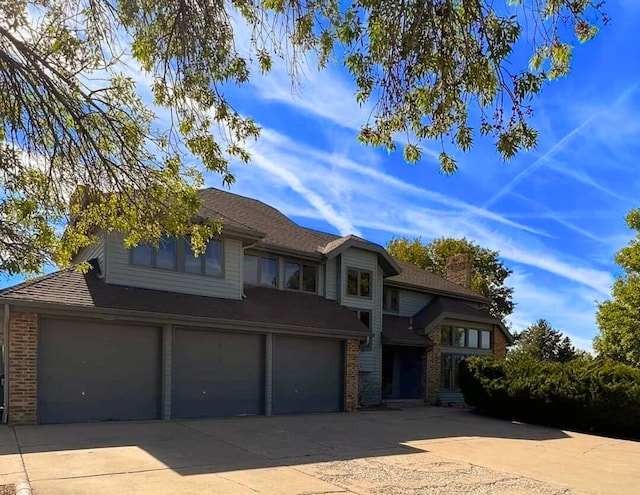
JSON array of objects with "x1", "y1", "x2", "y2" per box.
[
  {"x1": 2, "y1": 304, "x2": 9, "y2": 424},
  {"x1": 241, "y1": 241, "x2": 260, "y2": 298}
]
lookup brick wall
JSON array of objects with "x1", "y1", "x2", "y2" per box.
[
  {"x1": 493, "y1": 328, "x2": 507, "y2": 359},
  {"x1": 345, "y1": 339, "x2": 359, "y2": 411},
  {"x1": 445, "y1": 253, "x2": 473, "y2": 288},
  {"x1": 425, "y1": 328, "x2": 441, "y2": 404},
  {"x1": 8, "y1": 312, "x2": 38, "y2": 425}
]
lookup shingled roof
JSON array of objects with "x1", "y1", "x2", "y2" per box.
[
  {"x1": 0, "y1": 269, "x2": 370, "y2": 339},
  {"x1": 386, "y1": 259, "x2": 486, "y2": 302},
  {"x1": 412, "y1": 296, "x2": 512, "y2": 343},
  {"x1": 198, "y1": 188, "x2": 331, "y2": 255},
  {"x1": 198, "y1": 188, "x2": 485, "y2": 301},
  {"x1": 382, "y1": 315, "x2": 433, "y2": 347}
]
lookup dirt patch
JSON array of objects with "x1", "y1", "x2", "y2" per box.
[{"x1": 0, "y1": 484, "x2": 16, "y2": 495}]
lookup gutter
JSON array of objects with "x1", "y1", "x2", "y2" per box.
[{"x1": 2, "y1": 304, "x2": 9, "y2": 424}]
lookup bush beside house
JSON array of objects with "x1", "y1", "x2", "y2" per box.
[{"x1": 459, "y1": 356, "x2": 640, "y2": 439}]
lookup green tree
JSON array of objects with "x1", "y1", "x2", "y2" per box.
[
  {"x1": 510, "y1": 319, "x2": 577, "y2": 363},
  {"x1": 1, "y1": 0, "x2": 606, "y2": 275},
  {"x1": 594, "y1": 209, "x2": 640, "y2": 367},
  {"x1": 387, "y1": 237, "x2": 514, "y2": 319}
]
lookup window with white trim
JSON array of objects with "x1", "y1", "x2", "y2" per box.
[{"x1": 347, "y1": 268, "x2": 371, "y2": 298}]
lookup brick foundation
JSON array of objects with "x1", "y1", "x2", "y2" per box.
[
  {"x1": 345, "y1": 339, "x2": 359, "y2": 411},
  {"x1": 8, "y1": 312, "x2": 38, "y2": 425},
  {"x1": 493, "y1": 328, "x2": 507, "y2": 358},
  {"x1": 425, "y1": 328, "x2": 441, "y2": 405}
]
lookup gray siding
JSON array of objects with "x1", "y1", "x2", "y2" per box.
[
  {"x1": 326, "y1": 258, "x2": 336, "y2": 300},
  {"x1": 398, "y1": 289, "x2": 432, "y2": 317},
  {"x1": 339, "y1": 248, "x2": 382, "y2": 404},
  {"x1": 72, "y1": 233, "x2": 105, "y2": 272},
  {"x1": 105, "y1": 232, "x2": 242, "y2": 299}
]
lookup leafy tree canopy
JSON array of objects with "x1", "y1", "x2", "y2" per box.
[
  {"x1": 1, "y1": 0, "x2": 607, "y2": 274},
  {"x1": 387, "y1": 236, "x2": 514, "y2": 319},
  {"x1": 594, "y1": 209, "x2": 640, "y2": 368},
  {"x1": 510, "y1": 318, "x2": 579, "y2": 363}
]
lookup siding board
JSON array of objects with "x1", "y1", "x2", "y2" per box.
[{"x1": 105, "y1": 233, "x2": 242, "y2": 299}]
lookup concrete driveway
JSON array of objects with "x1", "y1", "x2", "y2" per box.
[{"x1": 0, "y1": 406, "x2": 638, "y2": 495}]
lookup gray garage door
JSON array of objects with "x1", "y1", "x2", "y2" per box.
[
  {"x1": 273, "y1": 336, "x2": 344, "y2": 414},
  {"x1": 172, "y1": 329, "x2": 265, "y2": 418},
  {"x1": 38, "y1": 319, "x2": 162, "y2": 424}
]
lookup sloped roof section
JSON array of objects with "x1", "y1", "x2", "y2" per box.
[
  {"x1": 198, "y1": 188, "x2": 331, "y2": 255},
  {"x1": 0, "y1": 269, "x2": 370, "y2": 338},
  {"x1": 387, "y1": 259, "x2": 486, "y2": 302},
  {"x1": 382, "y1": 315, "x2": 433, "y2": 347},
  {"x1": 413, "y1": 296, "x2": 513, "y2": 343}
]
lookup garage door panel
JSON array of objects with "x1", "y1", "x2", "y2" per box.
[
  {"x1": 273, "y1": 336, "x2": 344, "y2": 414},
  {"x1": 173, "y1": 329, "x2": 265, "y2": 419},
  {"x1": 38, "y1": 319, "x2": 162, "y2": 424}
]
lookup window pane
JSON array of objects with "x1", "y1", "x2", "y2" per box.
[
  {"x1": 481, "y1": 330, "x2": 491, "y2": 349},
  {"x1": 390, "y1": 289, "x2": 399, "y2": 311},
  {"x1": 260, "y1": 258, "x2": 277, "y2": 287},
  {"x1": 285, "y1": 262, "x2": 300, "y2": 290},
  {"x1": 347, "y1": 269, "x2": 358, "y2": 295},
  {"x1": 244, "y1": 255, "x2": 258, "y2": 285},
  {"x1": 131, "y1": 244, "x2": 153, "y2": 267},
  {"x1": 441, "y1": 354, "x2": 452, "y2": 389},
  {"x1": 468, "y1": 329, "x2": 479, "y2": 348},
  {"x1": 183, "y1": 239, "x2": 202, "y2": 274},
  {"x1": 453, "y1": 355, "x2": 465, "y2": 389},
  {"x1": 156, "y1": 237, "x2": 176, "y2": 270},
  {"x1": 441, "y1": 327, "x2": 452, "y2": 345},
  {"x1": 359, "y1": 311, "x2": 371, "y2": 329},
  {"x1": 302, "y1": 265, "x2": 316, "y2": 292},
  {"x1": 360, "y1": 271, "x2": 371, "y2": 297},
  {"x1": 205, "y1": 240, "x2": 223, "y2": 276},
  {"x1": 455, "y1": 328, "x2": 466, "y2": 347}
]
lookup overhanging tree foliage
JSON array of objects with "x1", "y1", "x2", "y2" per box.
[
  {"x1": 387, "y1": 236, "x2": 514, "y2": 319},
  {"x1": 594, "y1": 209, "x2": 640, "y2": 368},
  {"x1": 1, "y1": 0, "x2": 607, "y2": 274}
]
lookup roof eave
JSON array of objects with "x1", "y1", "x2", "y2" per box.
[
  {"x1": 322, "y1": 239, "x2": 401, "y2": 276},
  {"x1": 423, "y1": 311, "x2": 513, "y2": 343},
  {"x1": 0, "y1": 298, "x2": 370, "y2": 340},
  {"x1": 384, "y1": 280, "x2": 488, "y2": 303}
]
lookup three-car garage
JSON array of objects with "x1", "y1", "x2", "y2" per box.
[{"x1": 36, "y1": 318, "x2": 347, "y2": 424}]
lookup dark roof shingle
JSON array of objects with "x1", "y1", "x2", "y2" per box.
[
  {"x1": 382, "y1": 315, "x2": 433, "y2": 347},
  {"x1": 0, "y1": 269, "x2": 369, "y2": 337},
  {"x1": 387, "y1": 259, "x2": 485, "y2": 301}
]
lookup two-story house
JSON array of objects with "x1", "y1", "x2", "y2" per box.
[{"x1": 0, "y1": 188, "x2": 511, "y2": 425}]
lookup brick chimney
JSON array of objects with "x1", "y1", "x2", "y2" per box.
[{"x1": 445, "y1": 253, "x2": 473, "y2": 288}]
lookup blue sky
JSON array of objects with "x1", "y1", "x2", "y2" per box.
[{"x1": 3, "y1": 2, "x2": 639, "y2": 351}]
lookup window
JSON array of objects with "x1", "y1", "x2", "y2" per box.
[
  {"x1": 481, "y1": 330, "x2": 491, "y2": 349},
  {"x1": 244, "y1": 255, "x2": 277, "y2": 287},
  {"x1": 131, "y1": 236, "x2": 223, "y2": 276},
  {"x1": 183, "y1": 238, "x2": 223, "y2": 276},
  {"x1": 441, "y1": 326, "x2": 490, "y2": 349},
  {"x1": 441, "y1": 353, "x2": 468, "y2": 390},
  {"x1": 347, "y1": 268, "x2": 371, "y2": 298},
  {"x1": 285, "y1": 262, "x2": 317, "y2": 292},
  {"x1": 383, "y1": 286, "x2": 399, "y2": 312},
  {"x1": 131, "y1": 243, "x2": 153, "y2": 267},
  {"x1": 352, "y1": 309, "x2": 371, "y2": 350}
]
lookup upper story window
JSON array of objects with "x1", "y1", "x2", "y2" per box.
[
  {"x1": 285, "y1": 261, "x2": 317, "y2": 293},
  {"x1": 244, "y1": 255, "x2": 277, "y2": 287},
  {"x1": 383, "y1": 286, "x2": 399, "y2": 312},
  {"x1": 184, "y1": 238, "x2": 223, "y2": 277},
  {"x1": 441, "y1": 326, "x2": 491, "y2": 350},
  {"x1": 347, "y1": 268, "x2": 371, "y2": 298},
  {"x1": 131, "y1": 236, "x2": 176, "y2": 271},
  {"x1": 130, "y1": 236, "x2": 223, "y2": 277}
]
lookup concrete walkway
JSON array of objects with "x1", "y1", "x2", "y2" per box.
[{"x1": 0, "y1": 407, "x2": 638, "y2": 494}]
